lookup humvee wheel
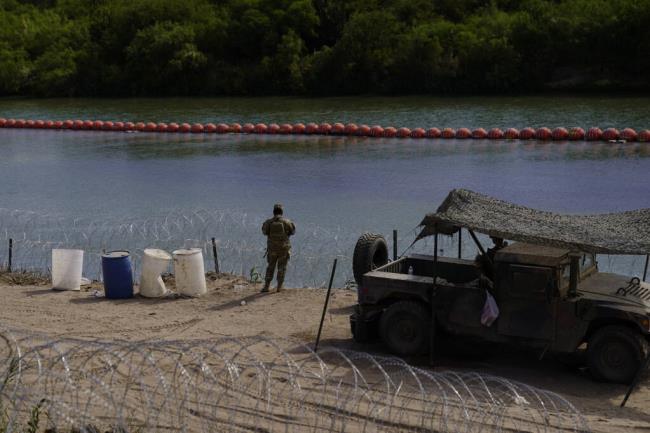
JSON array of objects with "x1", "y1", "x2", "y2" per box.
[
  {"x1": 587, "y1": 326, "x2": 648, "y2": 384},
  {"x1": 353, "y1": 233, "x2": 388, "y2": 286},
  {"x1": 380, "y1": 301, "x2": 430, "y2": 356}
]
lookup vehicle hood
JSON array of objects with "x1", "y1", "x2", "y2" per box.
[{"x1": 578, "y1": 273, "x2": 650, "y2": 311}]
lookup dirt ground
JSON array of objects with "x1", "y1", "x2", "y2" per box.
[{"x1": 1, "y1": 271, "x2": 649, "y2": 432}]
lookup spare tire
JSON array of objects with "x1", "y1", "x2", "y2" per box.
[{"x1": 353, "y1": 233, "x2": 389, "y2": 286}]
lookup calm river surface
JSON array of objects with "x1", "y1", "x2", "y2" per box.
[{"x1": 0, "y1": 96, "x2": 649, "y2": 285}]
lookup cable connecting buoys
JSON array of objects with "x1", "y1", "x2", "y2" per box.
[{"x1": 2, "y1": 117, "x2": 648, "y2": 144}]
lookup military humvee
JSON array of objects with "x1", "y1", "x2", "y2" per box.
[{"x1": 350, "y1": 189, "x2": 650, "y2": 384}]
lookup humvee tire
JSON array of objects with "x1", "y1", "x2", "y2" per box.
[
  {"x1": 587, "y1": 326, "x2": 648, "y2": 384},
  {"x1": 379, "y1": 301, "x2": 430, "y2": 356},
  {"x1": 353, "y1": 233, "x2": 388, "y2": 286}
]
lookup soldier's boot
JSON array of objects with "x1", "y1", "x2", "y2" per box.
[
  {"x1": 261, "y1": 280, "x2": 271, "y2": 293},
  {"x1": 276, "y1": 279, "x2": 284, "y2": 292}
]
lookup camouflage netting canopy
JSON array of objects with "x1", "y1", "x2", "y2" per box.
[{"x1": 418, "y1": 189, "x2": 650, "y2": 255}]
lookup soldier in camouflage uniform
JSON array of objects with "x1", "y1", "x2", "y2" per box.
[{"x1": 261, "y1": 204, "x2": 296, "y2": 292}]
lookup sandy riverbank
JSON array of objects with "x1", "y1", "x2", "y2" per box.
[{"x1": 0, "y1": 272, "x2": 649, "y2": 432}]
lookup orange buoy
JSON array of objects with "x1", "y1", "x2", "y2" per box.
[
  {"x1": 568, "y1": 127, "x2": 585, "y2": 140},
  {"x1": 102, "y1": 121, "x2": 113, "y2": 130},
  {"x1": 621, "y1": 128, "x2": 637, "y2": 141},
  {"x1": 44, "y1": 120, "x2": 54, "y2": 129},
  {"x1": 357, "y1": 124, "x2": 371, "y2": 136},
  {"x1": 35, "y1": 120, "x2": 45, "y2": 129},
  {"x1": 305, "y1": 123, "x2": 319, "y2": 134},
  {"x1": 204, "y1": 123, "x2": 217, "y2": 133},
  {"x1": 586, "y1": 127, "x2": 602, "y2": 141},
  {"x1": 319, "y1": 123, "x2": 332, "y2": 134},
  {"x1": 426, "y1": 127, "x2": 441, "y2": 138},
  {"x1": 144, "y1": 122, "x2": 157, "y2": 132},
  {"x1": 456, "y1": 128, "x2": 471, "y2": 139},
  {"x1": 156, "y1": 123, "x2": 168, "y2": 132},
  {"x1": 441, "y1": 128, "x2": 455, "y2": 138},
  {"x1": 488, "y1": 128, "x2": 504, "y2": 139},
  {"x1": 72, "y1": 120, "x2": 83, "y2": 130},
  {"x1": 91, "y1": 120, "x2": 103, "y2": 130},
  {"x1": 242, "y1": 123, "x2": 255, "y2": 133},
  {"x1": 0, "y1": 118, "x2": 6, "y2": 127},
  {"x1": 25, "y1": 119, "x2": 35, "y2": 128},
  {"x1": 84, "y1": 120, "x2": 95, "y2": 130},
  {"x1": 216, "y1": 123, "x2": 229, "y2": 133},
  {"x1": 370, "y1": 125, "x2": 384, "y2": 137},
  {"x1": 292, "y1": 123, "x2": 306, "y2": 134},
  {"x1": 396, "y1": 127, "x2": 411, "y2": 138},
  {"x1": 5, "y1": 119, "x2": 16, "y2": 128},
  {"x1": 167, "y1": 123, "x2": 179, "y2": 133},
  {"x1": 113, "y1": 121, "x2": 124, "y2": 131},
  {"x1": 179, "y1": 123, "x2": 191, "y2": 133},
  {"x1": 332, "y1": 123, "x2": 345, "y2": 135},
  {"x1": 602, "y1": 128, "x2": 619, "y2": 141},
  {"x1": 230, "y1": 123, "x2": 242, "y2": 133},
  {"x1": 411, "y1": 128, "x2": 425, "y2": 138},
  {"x1": 552, "y1": 127, "x2": 568, "y2": 140},
  {"x1": 638, "y1": 130, "x2": 650, "y2": 142},
  {"x1": 268, "y1": 123, "x2": 280, "y2": 134},
  {"x1": 519, "y1": 127, "x2": 535, "y2": 139},
  {"x1": 53, "y1": 120, "x2": 63, "y2": 129},
  {"x1": 124, "y1": 122, "x2": 136, "y2": 131},
  {"x1": 190, "y1": 123, "x2": 204, "y2": 133},
  {"x1": 472, "y1": 128, "x2": 487, "y2": 139},
  {"x1": 535, "y1": 127, "x2": 552, "y2": 140},
  {"x1": 279, "y1": 124, "x2": 293, "y2": 134},
  {"x1": 504, "y1": 128, "x2": 519, "y2": 139},
  {"x1": 16, "y1": 119, "x2": 28, "y2": 128},
  {"x1": 62, "y1": 120, "x2": 73, "y2": 129},
  {"x1": 254, "y1": 123, "x2": 268, "y2": 134},
  {"x1": 134, "y1": 122, "x2": 145, "y2": 132},
  {"x1": 384, "y1": 126, "x2": 397, "y2": 137},
  {"x1": 344, "y1": 123, "x2": 358, "y2": 135}
]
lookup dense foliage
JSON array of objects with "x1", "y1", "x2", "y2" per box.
[{"x1": 1, "y1": 0, "x2": 649, "y2": 96}]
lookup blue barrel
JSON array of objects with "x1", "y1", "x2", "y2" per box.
[{"x1": 102, "y1": 251, "x2": 134, "y2": 299}]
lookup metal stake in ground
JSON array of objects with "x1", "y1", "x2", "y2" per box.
[
  {"x1": 314, "y1": 258, "x2": 338, "y2": 352},
  {"x1": 8, "y1": 238, "x2": 12, "y2": 273},
  {"x1": 211, "y1": 237, "x2": 220, "y2": 274}
]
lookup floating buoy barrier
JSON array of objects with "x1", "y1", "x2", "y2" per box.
[{"x1": 0, "y1": 117, "x2": 647, "y2": 143}]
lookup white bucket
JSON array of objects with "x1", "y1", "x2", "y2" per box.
[
  {"x1": 172, "y1": 248, "x2": 207, "y2": 297},
  {"x1": 139, "y1": 248, "x2": 172, "y2": 298},
  {"x1": 52, "y1": 249, "x2": 84, "y2": 291}
]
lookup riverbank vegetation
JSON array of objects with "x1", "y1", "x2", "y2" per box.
[{"x1": 1, "y1": 0, "x2": 649, "y2": 96}]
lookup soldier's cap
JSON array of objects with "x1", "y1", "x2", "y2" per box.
[{"x1": 273, "y1": 203, "x2": 283, "y2": 215}]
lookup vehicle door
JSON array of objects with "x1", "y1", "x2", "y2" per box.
[{"x1": 497, "y1": 264, "x2": 556, "y2": 340}]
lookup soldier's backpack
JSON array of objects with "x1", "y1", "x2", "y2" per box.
[{"x1": 269, "y1": 219, "x2": 288, "y2": 242}]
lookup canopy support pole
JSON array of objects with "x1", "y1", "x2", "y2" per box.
[
  {"x1": 430, "y1": 229, "x2": 438, "y2": 366},
  {"x1": 644, "y1": 255, "x2": 649, "y2": 282},
  {"x1": 468, "y1": 229, "x2": 487, "y2": 257},
  {"x1": 457, "y1": 228, "x2": 462, "y2": 259}
]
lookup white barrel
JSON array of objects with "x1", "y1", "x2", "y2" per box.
[
  {"x1": 172, "y1": 248, "x2": 207, "y2": 297},
  {"x1": 139, "y1": 248, "x2": 172, "y2": 298},
  {"x1": 52, "y1": 249, "x2": 84, "y2": 291}
]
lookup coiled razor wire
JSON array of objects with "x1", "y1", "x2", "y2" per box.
[
  {"x1": 0, "y1": 207, "x2": 645, "y2": 289},
  {"x1": 0, "y1": 326, "x2": 589, "y2": 433}
]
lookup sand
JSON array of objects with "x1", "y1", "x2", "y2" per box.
[{"x1": 0, "y1": 271, "x2": 649, "y2": 432}]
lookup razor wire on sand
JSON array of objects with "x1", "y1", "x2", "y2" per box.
[{"x1": 0, "y1": 326, "x2": 590, "y2": 433}]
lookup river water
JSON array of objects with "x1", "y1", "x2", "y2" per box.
[{"x1": 0, "y1": 96, "x2": 648, "y2": 286}]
